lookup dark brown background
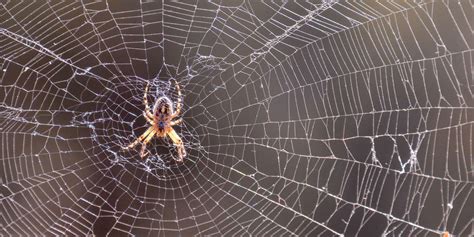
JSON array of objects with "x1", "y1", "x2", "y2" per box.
[{"x1": 1, "y1": 1, "x2": 472, "y2": 236}]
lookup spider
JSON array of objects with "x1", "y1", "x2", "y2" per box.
[{"x1": 122, "y1": 80, "x2": 186, "y2": 162}]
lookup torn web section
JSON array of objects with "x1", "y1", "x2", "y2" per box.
[{"x1": 191, "y1": 1, "x2": 473, "y2": 236}]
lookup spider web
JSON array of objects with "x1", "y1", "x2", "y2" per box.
[{"x1": 1, "y1": 0, "x2": 473, "y2": 236}]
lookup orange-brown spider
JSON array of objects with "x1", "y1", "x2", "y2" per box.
[{"x1": 122, "y1": 80, "x2": 186, "y2": 162}]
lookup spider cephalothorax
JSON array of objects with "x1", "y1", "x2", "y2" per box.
[{"x1": 122, "y1": 80, "x2": 186, "y2": 162}]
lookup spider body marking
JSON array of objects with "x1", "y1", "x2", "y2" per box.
[
  {"x1": 122, "y1": 80, "x2": 186, "y2": 162},
  {"x1": 153, "y1": 96, "x2": 173, "y2": 134}
]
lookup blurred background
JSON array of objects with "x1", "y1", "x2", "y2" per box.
[{"x1": 1, "y1": 1, "x2": 472, "y2": 236}]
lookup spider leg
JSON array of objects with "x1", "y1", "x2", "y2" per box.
[
  {"x1": 169, "y1": 118, "x2": 182, "y2": 126},
  {"x1": 166, "y1": 127, "x2": 186, "y2": 162},
  {"x1": 122, "y1": 126, "x2": 154, "y2": 150},
  {"x1": 140, "y1": 128, "x2": 156, "y2": 159},
  {"x1": 143, "y1": 111, "x2": 155, "y2": 126},
  {"x1": 143, "y1": 82, "x2": 154, "y2": 119},
  {"x1": 172, "y1": 80, "x2": 182, "y2": 118}
]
